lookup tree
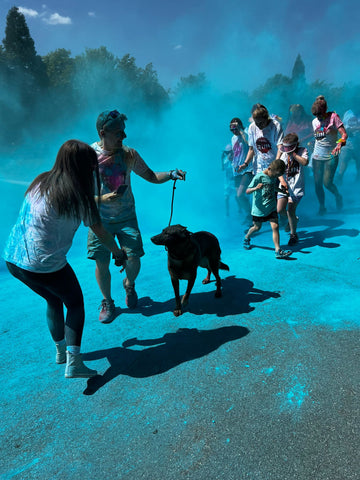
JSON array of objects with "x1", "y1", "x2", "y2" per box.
[
  {"x1": 73, "y1": 46, "x2": 122, "y2": 109},
  {"x1": 117, "y1": 53, "x2": 141, "y2": 84},
  {"x1": 3, "y1": 7, "x2": 37, "y2": 68},
  {"x1": 2, "y1": 6, "x2": 48, "y2": 91},
  {"x1": 138, "y1": 62, "x2": 169, "y2": 108},
  {"x1": 174, "y1": 72, "x2": 207, "y2": 95},
  {"x1": 43, "y1": 49, "x2": 74, "y2": 89},
  {"x1": 292, "y1": 54, "x2": 305, "y2": 83},
  {"x1": 3, "y1": 6, "x2": 47, "y2": 86}
]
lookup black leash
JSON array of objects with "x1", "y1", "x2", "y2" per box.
[{"x1": 168, "y1": 179, "x2": 177, "y2": 226}]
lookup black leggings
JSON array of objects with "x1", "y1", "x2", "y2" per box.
[{"x1": 6, "y1": 262, "x2": 85, "y2": 346}]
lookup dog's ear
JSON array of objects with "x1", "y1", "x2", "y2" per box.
[
  {"x1": 172, "y1": 224, "x2": 187, "y2": 230},
  {"x1": 178, "y1": 225, "x2": 190, "y2": 239}
]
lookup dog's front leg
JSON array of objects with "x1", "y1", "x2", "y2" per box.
[
  {"x1": 181, "y1": 273, "x2": 196, "y2": 309},
  {"x1": 171, "y1": 277, "x2": 182, "y2": 316}
]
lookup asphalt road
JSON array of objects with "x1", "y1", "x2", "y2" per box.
[{"x1": 1, "y1": 175, "x2": 359, "y2": 480}]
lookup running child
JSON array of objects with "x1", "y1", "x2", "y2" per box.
[
  {"x1": 277, "y1": 133, "x2": 309, "y2": 246},
  {"x1": 243, "y1": 159, "x2": 292, "y2": 259}
]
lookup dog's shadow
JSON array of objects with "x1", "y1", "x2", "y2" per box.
[
  {"x1": 127, "y1": 276, "x2": 280, "y2": 317},
  {"x1": 83, "y1": 325, "x2": 250, "y2": 395}
]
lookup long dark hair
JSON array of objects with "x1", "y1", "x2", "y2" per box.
[{"x1": 26, "y1": 139, "x2": 101, "y2": 222}]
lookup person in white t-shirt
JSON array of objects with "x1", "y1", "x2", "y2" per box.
[
  {"x1": 238, "y1": 104, "x2": 284, "y2": 175},
  {"x1": 337, "y1": 109, "x2": 360, "y2": 184},
  {"x1": 277, "y1": 133, "x2": 309, "y2": 246},
  {"x1": 3, "y1": 140, "x2": 127, "y2": 378},
  {"x1": 311, "y1": 95, "x2": 347, "y2": 215},
  {"x1": 229, "y1": 117, "x2": 253, "y2": 223}
]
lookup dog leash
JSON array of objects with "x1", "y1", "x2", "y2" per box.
[{"x1": 168, "y1": 179, "x2": 177, "y2": 226}]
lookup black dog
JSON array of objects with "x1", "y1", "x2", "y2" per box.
[{"x1": 151, "y1": 225, "x2": 229, "y2": 316}]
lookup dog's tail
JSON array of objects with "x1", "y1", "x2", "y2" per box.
[{"x1": 219, "y1": 261, "x2": 229, "y2": 271}]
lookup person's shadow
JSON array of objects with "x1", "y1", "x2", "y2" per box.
[
  {"x1": 83, "y1": 325, "x2": 250, "y2": 395},
  {"x1": 289, "y1": 218, "x2": 359, "y2": 253},
  {"x1": 114, "y1": 276, "x2": 280, "y2": 318}
]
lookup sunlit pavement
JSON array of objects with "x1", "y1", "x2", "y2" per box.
[{"x1": 1, "y1": 176, "x2": 359, "y2": 480}]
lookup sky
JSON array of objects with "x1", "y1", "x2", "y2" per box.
[{"x1": 1, "y1": 0, "x2": 360, "y2": 92}]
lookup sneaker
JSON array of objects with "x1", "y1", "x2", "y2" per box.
[
  {"x1": 98, "y1": 299, "x2": 116, "y2": 324},
  {"x1": 243, "y1": 237, "x2": 251, "y2": 250},
  {"x1": 275, "y1": 249, "x2": 292, "y2": 259},
  {"x1": 123, "y1": 279, "x2": 138, "y2": 309},
  {"x1": 288, "y1": 233, "x2": 298, "y2": 246},
  {"x1": 65, "y1": 352, "x2": 97, "y2": 378},
  {"x1": 55, "y1": 342, "x2": 66, "y2": 364}
]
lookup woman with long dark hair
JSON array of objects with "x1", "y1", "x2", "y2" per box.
[{"x1": 3, "y1": 140, "x2": 126, "y2": 378}]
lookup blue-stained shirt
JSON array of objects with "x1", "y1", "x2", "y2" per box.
[
  {"x1": 248, "y1": 172, "x2": 277, "y2": 217},
  {"x1": 3, "y1": 191, "x2": 92, "y2": 273}
]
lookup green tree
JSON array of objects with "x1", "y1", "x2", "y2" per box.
[
  {"x1": 3, "y1": 6, "x2": 36, "y2": 67},
  {"x1": 117, "y1": 53, "x2": 141, "y2": 84},
  {"x1": 251, "y1": 73, "x2": 292, "y2": 116},
  {"x1": 43, "y1": 49, "x2": 74, "y2": 89},
  {"x1": 73, "y1": 46, "x2": 123, "y2": 110},
  {"x1": 138, "y1": 62, "x2": 169, "y2": 109},
  {"x1": 174, "y1": 72, "x2": 207, "y2": 95},
  {"x1": 3, "y1": 6, "x2": 47, "y2": 87},
  {"x1": 292, "y1": 54, "x2": 305, "y2": 82}
]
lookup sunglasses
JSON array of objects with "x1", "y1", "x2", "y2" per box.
[
  {"x1": 108, "y1": 110, "x2": 120, "y2": 119},
  {"x1": 102, "y1": 110, "x2": 123, "y2": 129}
]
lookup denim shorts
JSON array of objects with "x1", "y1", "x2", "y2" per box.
[{"x1": 87, "y1": 217, "x2": 145, "y2": 261}]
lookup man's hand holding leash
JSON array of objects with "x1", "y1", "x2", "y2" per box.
[{"x1": 169, "y1": 169, "x2": 186, "y2": 181}]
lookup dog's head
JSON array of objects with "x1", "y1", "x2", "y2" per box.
[{"x1": 151, "y1": 224, "x2": 190, "y2": 247}]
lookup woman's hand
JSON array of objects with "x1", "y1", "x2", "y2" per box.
[{"x1": 331, "y1": 144, "x2": 342, "y2": 156}]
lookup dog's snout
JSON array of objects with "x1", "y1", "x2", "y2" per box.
[{"x1": 151, "y1": 233, "x2": 164, "y2": 245}]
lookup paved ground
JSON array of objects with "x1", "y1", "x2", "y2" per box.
[{"x1": 0, "y1": 170, "x2": 359, "y2": 479}]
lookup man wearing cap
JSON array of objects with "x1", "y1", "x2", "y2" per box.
[{"x1": 87, "y1": 110, "x2": 186, "y2": 324}]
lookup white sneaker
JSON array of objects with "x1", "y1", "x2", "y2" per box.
[
  {"x1": 55, "y1": 342, "x2": 66, "y2": 364},
  {"x1": 65, "y1": 352, "x2": 97, "y2": 378}
]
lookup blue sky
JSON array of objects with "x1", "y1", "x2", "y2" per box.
[{"x1": 1, "y1": 0, "x2": 360, "y2": 91}]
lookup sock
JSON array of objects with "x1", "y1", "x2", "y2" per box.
[{"x1": 67, "y1": 345, "x2": 80, "y2": 355}]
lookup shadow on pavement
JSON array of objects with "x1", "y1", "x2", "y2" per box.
[
  {"x1": 293, "y1": 218, "x2": 359, "y2": 253},
  {"x1": 83, "y1": 325, "x2": 250, "y2": 395},
  {"x1": 121, "y1": 276, "x2": 280, "y2": 317}
]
